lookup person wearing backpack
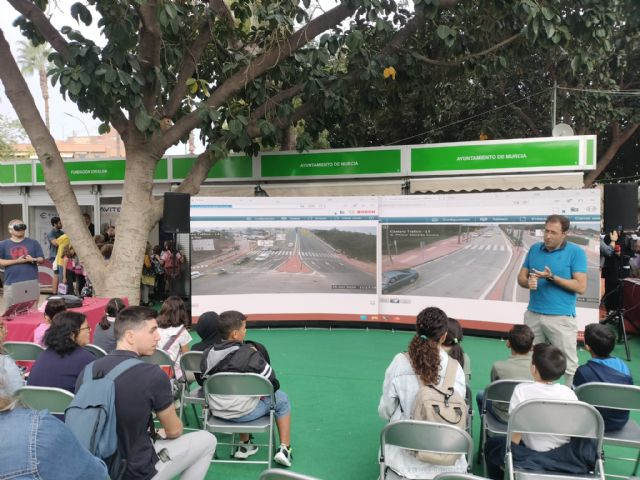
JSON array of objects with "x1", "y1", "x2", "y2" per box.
[
  {"x1": 69, "y1": 306, "x2": 216, "y2": 480},
  {"x1": 378, "y1": 306, "x2": 467, "y2": 479}
]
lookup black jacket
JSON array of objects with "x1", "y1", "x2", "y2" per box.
[{"x1": 201, "y1": 340, "x2": 280, "y2": 391}]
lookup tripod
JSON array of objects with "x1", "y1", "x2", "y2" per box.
[
  {"x1": 601, "y1": 307, "x2": 631, "y2": 361},
  {"x1": 600, "y1": 274, "x2": 632, "y2": 361}
]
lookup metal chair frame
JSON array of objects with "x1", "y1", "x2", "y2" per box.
[
  {"x1": 259, "y1": 468, "x2": 321, "y2": 480},
  {"x1": 3, "y1": 341, "x2": 45, "y2": 361},
  {"x1": 576, "y1": 382, "x2": 640, "y2": 478},
  {"x1": 203, "y1": 372, "x2": 276, "y2": 468},
  {"x1": 84, "y1": 343, "x2": 108, "y2": 358},
  {"x1": 16, "y1": 385, "x2": 75, "y2": 415},
  {"x1": 379, "y1": 420, "x2": 473, "y2": 480},
  {"x1": 505, "y1": 399, "x2": 605, "y2": 480},
  {"x1": 178, "y1": 350, "x2": 204, "y2": 428}
]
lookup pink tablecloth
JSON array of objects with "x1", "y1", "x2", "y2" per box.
[{"x1": 5, "y1": 297, "x2": 110, "y2": 343}]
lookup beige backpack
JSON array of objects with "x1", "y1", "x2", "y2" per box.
[{"x1": 407, "y1": 354, "x2": 467, "y2": 465}]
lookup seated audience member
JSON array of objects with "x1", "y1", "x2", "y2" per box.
[
  {"x1": 485, "y1": 343, "x2": 578, "y2": 480},
  {"x1": 27, "y1": 311, "x2": 95, "y2": 393},
  {"x1": 476, "y1": 324, "x2": 534, "y2": 423},
  {"x1": 75, "y1": 306, "x2": 216, "y2": 479},
  {"x1": 573, "y1": 323, "x2": 633, "y2": 431},
  {"x1": 202, "y1": 310, "x2": 293, "y2": 467},
  {"x1": 0, "y1": 366, "x2": 108, "y2": 480},
  {"x1": 0, "y1": 318, "x2": 23, "y2": 392},
  {"x1": 378, "y1": 306, "x2": 466, "y2": 479},
  {"x1": 92, "y1": 298, "x2": 126, "y2": 353},
  {"x1": 442, "y1": 317, "x2": 471, "y2": 381},
  {"x1": 157, "y1": 296, "x2": 192, "y2": 379},
  {"x1": 33, "y1": 298, "x2": 67, "y2": 347}
]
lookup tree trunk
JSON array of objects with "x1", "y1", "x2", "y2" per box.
[
  {"x1": 280, "y1": 126, "x2": 296, "y2": 150},
  {"x1": 95, "y1": 144, "x2": 162, "y2": 304},
  {"x1": 584, "y1": 123, "x2": 639, "y2": 186},
  {"x1": 39, "y1": 66, "x2": 49, "y2": 130}
]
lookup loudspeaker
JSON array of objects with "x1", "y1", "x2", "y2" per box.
[
  {"x1": 603, "y1": 183, "x2": 638, "y2": 232},
  {"x1": 163, "y1": 192, "x2": 190, "y2": 233}
]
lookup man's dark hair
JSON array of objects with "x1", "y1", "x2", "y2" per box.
[
  {"x1": 114, "y1": 306, "x2": 157, "y2": 341},
  {"x1": 508, "y1": 325, "x2": 535, "y2": 354},
  {"x1": 218, "y1": 310, "x2": 247, "y2": 340},
  {"x1": 532, "y1": 343, "x2": 566, "y2": 381},
  {"x1": 50, "y1": 216, "x2": 61, "y2": 226},
  {"x1": 545, "y1": 214, "x2": 570, "y2": 233},
  {"x1": 44, "y1": 311, "x2": 86, "y2": 356},
  {"x1": 82, "y1": 213, "x2": 91, "y2": 220},
  {"x1": 584, "y1": 323, "x2": 616, "y2": 357}
]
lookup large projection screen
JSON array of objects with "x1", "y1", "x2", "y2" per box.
[{"x1": 191, "y1": 189, "x2": 601, "y2": 332}]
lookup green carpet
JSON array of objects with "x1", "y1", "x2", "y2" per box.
[{"x1": 183, "y1": 328, "x2": 640, "y2": 480}]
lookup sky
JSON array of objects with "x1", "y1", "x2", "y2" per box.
[{"x1": 0, "y1": 0, "x2": 196, "y2": 154}]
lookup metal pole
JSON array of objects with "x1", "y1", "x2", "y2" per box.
[{"x1": 551, "y1": 81, "x2": 557, "y2": 131}]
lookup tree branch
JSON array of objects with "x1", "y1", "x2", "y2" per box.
[
  {"x1": 210, "y1": 0, "x2": 242, "y2": 50},
  {"x1": 0, "y1": 27, "x2": 103, "y2": 277},
  {"x1": 137, "y1": 0, "x2": 162, "y2": 112},
  {"x1": 175, "y1": 149, "x2": 223, "y2": 195},
  {"x1": 7, "y1": 0, "x2": 70, "y2": 58},
  {"x1": 583, "y1": 122, "x2": 640, "y2": 186},
  {"x1": 247, "y1": 84, "x2": 305, "y2": 132},
  {"x1": 164, "y1": 17, "x2": 213, "y2": 118},
  {"x1": 412, "y1": 32, "x2": 522, "y2": 67},
  {"x1": 158, "y1": 3, "x2": 357, "y2": 150}
]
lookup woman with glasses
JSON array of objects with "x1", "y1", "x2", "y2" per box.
[{"x1": 27, "y1": 311, "x2": 95, "y2": 394}]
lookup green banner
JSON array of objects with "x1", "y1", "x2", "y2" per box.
[
  {"x1": 35, "y1": 159, "x2": 170, "y2": 183},
  {"x1": 261, "y1": 149, "x2": 401, "y2": 177},
  {"x1": 0, "y1": 164, "x2": 14, "y2": 184},
  {"x1": 411, "y1": 139, "x2": 580, "y2": 173},
  {"x1": 172, "y1": 155, "x2": 252, "y2": 180},
  {"x1": 16, "y1": 163, "x2": 32, "y2": 183}
]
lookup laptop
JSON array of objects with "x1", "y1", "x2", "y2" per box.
[{"x1": 1, "y1": 280, "x2": 40, "y2": 318}]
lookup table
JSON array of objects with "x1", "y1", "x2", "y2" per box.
[
  {"x1": 623, "y1": 278, "x2": 640, "y2": 334},
  {"x1": 5, "y1": 297, "x2": 110, "y2": 343}
]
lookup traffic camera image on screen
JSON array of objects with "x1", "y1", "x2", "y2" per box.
[
  {"x1": 191, "y1": 226, "x2": 376, "y2": 295},
  {"x1": 381, "y1": 223, "x2": 600, "y2": 309}
]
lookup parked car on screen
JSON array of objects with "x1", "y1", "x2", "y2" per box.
[
  {"x1": 233, "y1": 256, "x2": 250, "y2": 265},
  {"x1": 255, "y1": 252, "x2": 269, "y2": 261},
  {"x1": 191, "y1": 271, "x2": 203, "y2": 279},
  {"x1": 382, "y1": 269, "x2": 419, "y2": 294}
]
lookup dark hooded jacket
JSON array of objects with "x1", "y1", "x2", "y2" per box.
[{"x1": 201, "y1": 339, "x2": 280, "y2": 391}]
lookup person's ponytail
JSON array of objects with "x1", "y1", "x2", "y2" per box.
[{"x1": 407, "y1": 307, "x2": 448, "y2": 385}]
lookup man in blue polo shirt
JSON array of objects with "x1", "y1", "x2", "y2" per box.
[{"x1": 517, "y1": 214, "x2": 587, "y2": 385}]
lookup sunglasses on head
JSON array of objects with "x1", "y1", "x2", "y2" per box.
[{"x1": 12, "y1": 224, "x2": 27, "y2": 231}]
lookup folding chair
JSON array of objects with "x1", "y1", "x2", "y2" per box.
[
  {"x1": 465, "y1": 384, "x2": 474, "y2": 438},
  {"x1": 16, "y1": 386, "x2": 74, "y2": 415},
  {"x1": 84, "y1": 343, "x2": 107, "y2": 358},
  {"x1": 478, "y1": 379, "x2": 531, "y2": 476},
  {"x1": 178, "y1": 351, "x2": 204, "y2": 428},
  {"x1": 505, "y1": 399, "x2": 605, "y2": 480},
  {"x1": 379, "y1": 420, "x2": 473, "y2": 480},
  {"x1": 434, "y1": 473, "x2": 490, "y2": 479},
  {"x1": 259, "y1": 468, "x2": 321, "y2": 480},
  {"x1": 203, "y1": 372, "x2": 276, "y2": 468},
  {"x1": 575, "y1": 382, "x2": 640, "y2": 478},
  {"x1": 141, "y1": 348, "x2": 175, "y2": 376},
  {"x1": 4, "y1": 341, "x2": 45, "y2": 361}
]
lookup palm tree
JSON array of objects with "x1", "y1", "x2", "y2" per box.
[{"x1": 17, "y1": 41, "x2": 53, "y2": 130}]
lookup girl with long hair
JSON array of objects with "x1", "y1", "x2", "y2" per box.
[
  {"x1": 378, "y1": 306, "x2": 467, "y2": 478},
  {"x1": 92, "y1": 297, "x2": 126, "y2": 353},
  {"x1": 442, "y1": 317, "x2": 471, "y2": 381},
  {"x1": 157, "y1": 296, "x2": 191, "y2": 379}
]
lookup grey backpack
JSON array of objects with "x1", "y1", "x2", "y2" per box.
[
  {"x1": 409, "y1": 355, "x2": 467, "y2": 465},
  {"x1": 65, "y1": 358, "x2": 142, "y2": 470}
]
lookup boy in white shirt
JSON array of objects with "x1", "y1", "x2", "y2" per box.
[{"x1": 486, "y1": 343, "x2": 577, "y2": 479}]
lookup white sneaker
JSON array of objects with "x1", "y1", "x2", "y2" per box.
[
  {"x1": 234, "y1": 440, "x2": 259, "y2": 459},
  {"x1": 274, "y1": 444, "x2": 292, "y2": 467}
]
